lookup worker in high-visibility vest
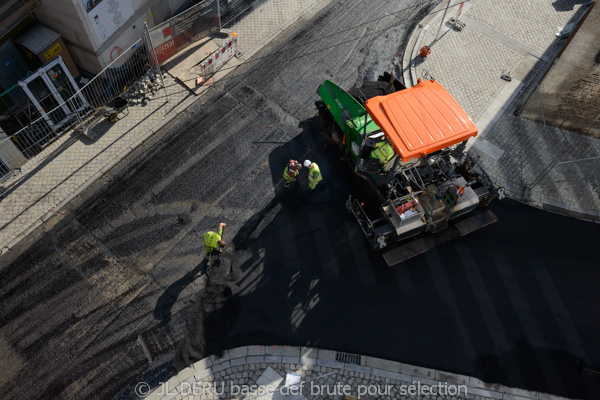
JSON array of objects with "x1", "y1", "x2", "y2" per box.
[
  {"x1": 283, "y1": 159, "x2": 302, "y2": 188},
  {"x1": 304, "y1": 160, "x2": 322, "y2": 190},
  {"x1": 370, "y1": 141, "x2": 395, "y2": 165},
  {"x1": 203, "y1": 222, "x2": 226, "y2": 260}
]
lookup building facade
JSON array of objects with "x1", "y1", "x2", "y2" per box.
[
  {"x1": 34, "y1": 0, "x2": 188, "y2": 74},
  {"x1": 0, "y1": 0, "x2": 224, "y2": 177}
]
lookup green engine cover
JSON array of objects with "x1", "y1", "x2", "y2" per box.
[{"x1": 318, "y1": 80, "x2": 380, "y2": 160}]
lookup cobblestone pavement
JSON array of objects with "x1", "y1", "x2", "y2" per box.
[
  {"x1": 4, "y1": 0, "x2": 595, "y2": 253},
  {"x1": 0, "y1": 73, "x2": 192, "y2": 252},
  {"x1": 224, "y1": 0, "x2": 332, "y2": 61},
  {"x1": 0, "y1": 2, "x2": 594, "y2": 399},
  {"x1": 0, "y1": 0, "x2": 332, "y2": 253},
  {"x1": 143, "y1": 346, "x2": 570, "y2": 400},
  {"x1": 405, "y1": 0, "x2": 600, "y2": 220}
]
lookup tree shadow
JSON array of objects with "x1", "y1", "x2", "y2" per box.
[
  {"x1": 171, "y1": 110, "x2": 384, "y2": 369},
  {"x1": 232, "y1": 110, "x2": 363, "y2": 258}
]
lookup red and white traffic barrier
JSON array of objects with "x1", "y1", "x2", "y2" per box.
[{"x1": 200, "y1": 33, "x2": 238, "y2": 82}]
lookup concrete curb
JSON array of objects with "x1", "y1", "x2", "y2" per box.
[
  {"x1": 499, "y1": 183, "x2": 600, "y2": 223},
  {"x1": 144, "y1": 346, "x2": 573, "y2": 400},
  {"x1": 402, "y1": 0, "x2": 452, "y2": 87}
]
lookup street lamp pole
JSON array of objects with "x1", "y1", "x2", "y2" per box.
[{"x1": 435, "y1": 0, "x2": 452, "y2": 42}]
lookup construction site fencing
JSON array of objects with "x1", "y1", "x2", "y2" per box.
[
  {"x1": 0, "y1": 0, "x2": 231, "y2": 185},
  {"x1": 0, "y1": 38, "x2": 153, "y2": 184},
  {"x1": 519, "y1": 83, "x2": 600, "y2": 214},
  {"x1": 199, "y1": 34, "x2": 238, "y2": 81},
  {"x1": 148, "y1": 0, "x2": 221, "y2": 65},
  {"x1": 79, "y1": 40, "x2": 151, "y2": 108}
]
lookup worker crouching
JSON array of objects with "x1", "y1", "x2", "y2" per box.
[
  {"x1": 304, "y1": 160, "x2": 322, "y2": 190},
  {"x1": 283, "y1": 159, "x2": 302, "y2": 188},
  {"x1": 203, "y1": 222, "x2": 226, "y2": 261}
]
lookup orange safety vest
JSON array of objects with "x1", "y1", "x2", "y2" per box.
[{"x1": 285, "y1": 160, "x2": 299, "y2": 178}]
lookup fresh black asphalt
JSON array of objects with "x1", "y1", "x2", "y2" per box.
[{"x1": 0, "y1": 0, "x2": 599, "y2": 399}]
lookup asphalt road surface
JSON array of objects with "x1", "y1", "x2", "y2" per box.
[{"x1": 1, "y1": 0, "x2": 599, "y2": 399}]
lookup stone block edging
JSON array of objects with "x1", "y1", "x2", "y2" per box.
[{"x1": 145, "y1": 346, "x2": 571, "y2": 400}]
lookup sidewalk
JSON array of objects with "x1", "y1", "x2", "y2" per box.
[
  {"x1": 0, "y1": 0, "x2": 333, "y2": 254},
  {"x1": 403, "y1": 0, "x2": 600, "y2": 222},
  {"x1": 2, "y1": 0, "x2": 596, "y2": 253},
  {"x1": 0, "y1": 2, "x2": 591, "y2": 399},
  {"x1": 141, "y1": 346, "x2": 571, "y2": 400}
]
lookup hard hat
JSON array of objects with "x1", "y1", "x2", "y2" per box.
[{"x1": 304, "y1": 160, "x2": 312, "y2": 167}]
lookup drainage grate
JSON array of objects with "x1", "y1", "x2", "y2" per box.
[{"x1": 336, "y1": 352, "x2": 361, "y2": 365}]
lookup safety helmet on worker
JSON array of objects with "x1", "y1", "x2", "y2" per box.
[{"x1": 304, "y1": 160, "x2": 312, "y2": 167}]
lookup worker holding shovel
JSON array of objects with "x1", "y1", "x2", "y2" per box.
[{"x1": 203, "y1": 222, "x2": 226, "y2": 262}]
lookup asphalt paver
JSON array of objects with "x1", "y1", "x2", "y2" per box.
[{"x1": 1, "y1": 1, "x2": 599, "y2": 399}]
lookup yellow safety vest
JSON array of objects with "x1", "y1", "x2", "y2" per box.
[
  {"x1": 309, "y1": 164, "x2": 322, "y2": 183},
  {"x1": 371, "y1": 142, "x2": 395, "y2": 164},
  {"x1": 203, "y1": 229, "x2": 222, "y2": 248}
]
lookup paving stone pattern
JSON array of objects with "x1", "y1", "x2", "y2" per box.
[
  {"x1": 0, "y1": 0, "x2": 331, "y2": 252},
  {"x1": 224, "y1": 0, "x2": 331, "y2": 60},
  {"x1": 410, "y1": 0, "x2": 600, "y2": 218},
  {"x1": 0, "y1": 74, "x2": 192, "y2": 250},
  {"x1": 180, "y1": 363, "x2": 431, "y2": 400},
  {"x1": 418, "y1": 25, "x2": 523, "y2": 123},
  {"x1": 465, "y1": 0, "x2": 577, "y2": 54},
  {"x1": 145, "y1": 346, "x2": 559, "y2": 400},
  {"x1": 3, "y1": 0, "x2": 597, "y2": 254}
]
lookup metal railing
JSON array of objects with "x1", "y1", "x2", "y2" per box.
[
  {"x1": 147, "y1": 0, "x2": 221, "y2": 65},
  {"x1": 527, "y1": 83, "x2": 600, "y2": 192},
  {"x1": 0, "y1": 38, "x2": 153, "y2": 183},
  {"x1": 0, "y1": 0, "x2": 232, "y2": 185},
  {"x1": 80, "y1": 39, "x2": 151, "y2": 108}
]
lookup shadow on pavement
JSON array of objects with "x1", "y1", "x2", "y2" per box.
[
  {"x1": 172, "y1": 112, "x2": 382, "y2": 368},
  {"x1": 154, "y1": 260, "x2": 206, "y2": 326},
  {"x1": 173, "y1": 255, "x2": 242, "y2": 369},
  {"x1": 474, "y1": 340, "x2": 600, "y2": 397},
  {"x1": 552, "y1": 0, "x2": 588, "y2": 12}
]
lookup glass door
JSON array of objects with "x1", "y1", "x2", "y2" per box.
[
  {"x1": 26, "y1": 76, "x2": 67, "y2": 124},
  {"x1": 46, "y1": 63, "x2": 84, "y2": 111},
  {"x1": 18, "y1": 56, "x2": 89, "y2": 132}
]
